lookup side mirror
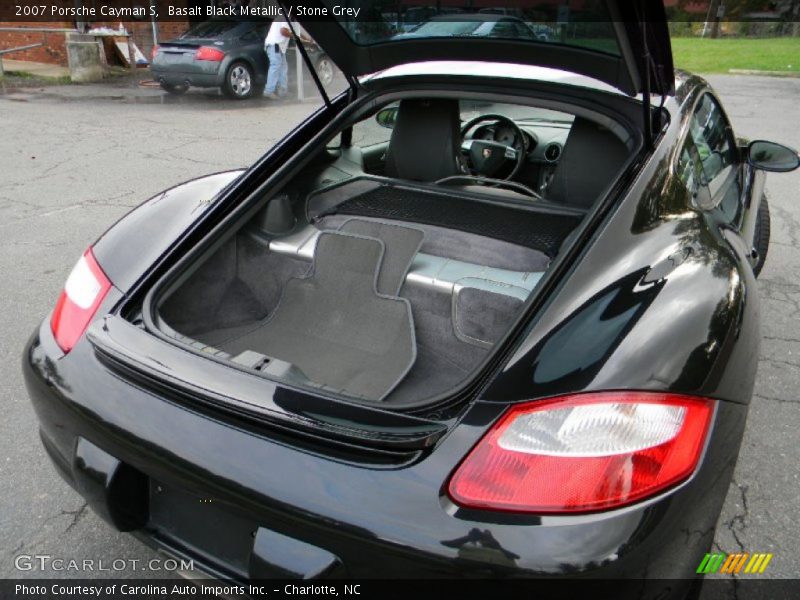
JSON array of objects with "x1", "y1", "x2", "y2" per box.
[
  {"x1": 747, "y1": 140, "x2": 800, "y2": 172},
  {"x1": 375, "y1": 106, "x2": 398, "y2": 129}
]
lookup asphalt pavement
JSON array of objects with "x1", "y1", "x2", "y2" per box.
[{"x1": 0, "y1": 74, "x2": 797, "y2": 585}]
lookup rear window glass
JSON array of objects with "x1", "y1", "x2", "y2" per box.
[
  {"x1": 183, "y1": 20, "x2": 240, "y2": 38},
  {"x1": 349, "y1": 100, "x2": 574, "y2": 149},
  {"x1": 316, "y1": 0, "x2": 621, "y2": 56}
]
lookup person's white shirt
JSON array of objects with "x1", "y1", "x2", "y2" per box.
[{"x1": 265, "y1": 18, "x2": 298, "y2": 54}]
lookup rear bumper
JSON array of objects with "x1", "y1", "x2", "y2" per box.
[
  {"x1": 23, "y1": 317, "x2": 744, "y2": 590},
  {"x1": 150, "y1": 62, "x2": 223, "y2": 88}
]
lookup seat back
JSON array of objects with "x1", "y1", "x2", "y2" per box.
[
  {"x1": 547, "y1": 117, "x2": 629, "y2": 208},
  {"x1": 385, "y1": 98, "x2": 464, "y2": 182}
]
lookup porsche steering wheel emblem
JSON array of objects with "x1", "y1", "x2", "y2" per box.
[{"x1": 482, "y1": 148, "x2": 493, "y2": 159}]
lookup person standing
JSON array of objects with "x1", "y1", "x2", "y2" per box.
[{"x1": 263, "y1": 17, "x2": 311, "y2": 99}]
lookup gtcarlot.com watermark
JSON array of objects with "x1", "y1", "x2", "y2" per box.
[{"x1": 14, "y1": 554, "x2": 193, "y2": 573}]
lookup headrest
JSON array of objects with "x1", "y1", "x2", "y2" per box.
[
  {"x1": 385, "y1": 98, "x2": 463, "y2": 182},
  {"x1": 547, "y1": 117, "x2": 629, "y2": 208}
]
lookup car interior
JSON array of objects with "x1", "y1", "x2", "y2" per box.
[{"x1": 149, "y1": 96, "x2": 635, "y2": 406}]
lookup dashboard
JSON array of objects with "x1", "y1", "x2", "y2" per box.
[
  {"x1": 469, "y1": 120, "x2": 571, "y2": 164},
  {"x1": 466, "y1": 119, "x2": 572, "y2": 191}
]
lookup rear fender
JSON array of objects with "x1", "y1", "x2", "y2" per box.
[
  {"x1": 220, "y1": 52, "x2": 267, "y2": 86},
  {"x1": 92, "y1": 171, "x2": 243, "y2": 291},
  {"x1": 484, "y1": 180, "x2": 760, "y2": 406}
]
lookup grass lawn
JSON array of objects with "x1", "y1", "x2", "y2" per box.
[{"x1": 671, "y1": 37, "x2": 800, "y2": 74}]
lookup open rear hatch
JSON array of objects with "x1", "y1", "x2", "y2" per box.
[{"x1": 284, "y1": 0, "x2": 674, "y2": 96}]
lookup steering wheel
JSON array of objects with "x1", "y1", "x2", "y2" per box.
[{"x1": 460, "y1": 114, "x2": 527, "y2": 181}]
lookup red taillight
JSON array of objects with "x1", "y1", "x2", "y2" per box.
[
  {"x1": 195, "y1": 46, "x2": 225, "y2": 61},
  {"x1": 151, "y1": 44, "x2": 160, "y2": 60},
  {"x1": 448, "y1": 392, "x2": 714, "y2": 514},
  {"x1": 50, "y1": 248, "x2": 112, "y2": 353}
]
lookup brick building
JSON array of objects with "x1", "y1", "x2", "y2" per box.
[
  {"x1": 0, "y1": 1, "x2": 282, "y2": 67},
  {"x1": 0, "y1": 20, "x2": 190, "y2": 67}
]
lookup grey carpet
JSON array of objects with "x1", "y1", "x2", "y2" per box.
[
  {"x1": 381, "y1": 342, "x2": 471, "y2": 404},
  {"x1": 158, "y1": 234, "x2": 310, "y2": 339},
  {"x1": 157, "y1": 237, "x2": 240, "y2": 338},
  {"x1": 218, "y1": 232, "x2": 416, "y2": 401},
  {"x1": 338, "y1": 218, "x2": 424, "y2": 295},
  {"x1": 374, "y1": 282, "x2": 489, "y2": 403},
  {"x1": 197, "y1": 322, "x2": 263, "y2": 348},
  {"x1": 158, "y1": 213, "x2": 535, "y2": 405},
  {"x1": 184, "y1": 282, "x2": 493, "y2": 406},
  {"x1": 320, "y1": 214, "x2": 549, "y2": 272},
  {"x1": 453, "y1": 283, "x2": 525, "y2": 348}
]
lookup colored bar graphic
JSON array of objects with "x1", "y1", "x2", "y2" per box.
[
  {"x1": 744, "y1": 553, "x2": 774, "y2": 574},
  {"x1": 697, "y1": 553, "x2": 726, "y2": 574},
  {"x1": 697, "y1": 552, "x2": 773, "y2": 574}
]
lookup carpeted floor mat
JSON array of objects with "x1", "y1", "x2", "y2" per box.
[
  {"x1": 338, "y1": 218, "x2": 425, "y2": 295},
  {"x1": 218, "y1": 231, "x2": 417, "y2": 401}
]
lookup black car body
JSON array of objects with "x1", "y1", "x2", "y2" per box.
[{"x1": 23, "y1": 0, "x2": 800, "y2": 594}]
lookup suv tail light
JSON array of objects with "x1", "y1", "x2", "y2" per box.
[
  {"x1": 50, "y1": 248, "x2": 112, "y2": 353},
  {"x1": 151, "y1": 44, "x2": 160, "y2": 60},
  {"x1": 195, "y1": 46, "x2": 225, "y2": 61},
  {"x1": 448, "y1": 392, "x2": 714, "y2": 514}
]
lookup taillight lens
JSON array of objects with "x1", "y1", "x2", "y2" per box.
[
  {"x1": 50, "y1": 249, "x2": 112, "y2": 353},
  {"x1": 448, "y1": 392, "x2": 714, "y2": 514},
  {"x1": 151, "y1": 44, "x2": 160, "y2": 60},
  {"x1": 195, "y1": 46, "x2": 225, "y2": 61}
]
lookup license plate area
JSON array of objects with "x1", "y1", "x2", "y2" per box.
[{"x1": 148, "y1": 480, "x2": 257, "y2": 579}]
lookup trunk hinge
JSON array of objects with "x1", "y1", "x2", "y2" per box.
[
  {"x1": 279, "y1": 5, "x2": 331, "y2": 107},
  {"x1": 637, "y1": 0, "x2": 671, "y2": 147}
]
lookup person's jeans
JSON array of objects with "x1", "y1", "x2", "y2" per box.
[{"x1": 265, "y1": 45, "x2": 288, "y2": 96}]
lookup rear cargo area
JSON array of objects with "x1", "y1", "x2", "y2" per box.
[{"x1": 150, "y1": 178, "x2": 583, "y2": 405}]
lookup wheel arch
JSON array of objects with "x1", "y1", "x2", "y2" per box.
[{"x1": 217, "y1": 53, "x2": 259, "y2": 86}]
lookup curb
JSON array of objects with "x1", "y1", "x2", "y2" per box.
[
  {"x1": 728, "y1": 69, "x2": 800, "y2": 78},
  {"x1": 0, "y1": 71, "x2": 71, "y2": 83}
]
